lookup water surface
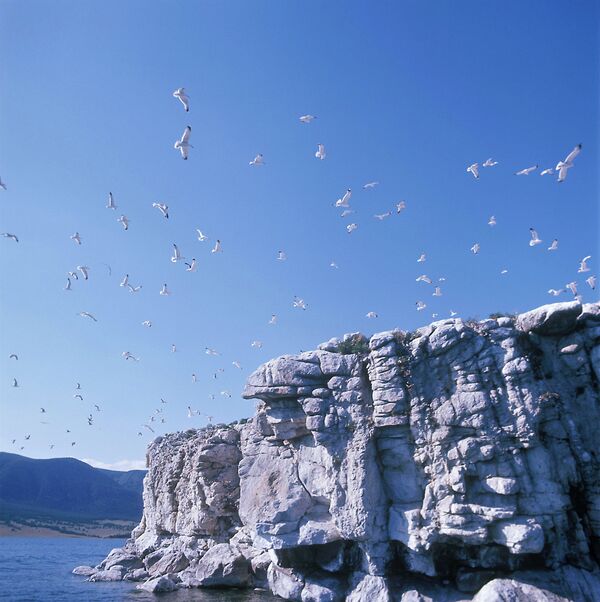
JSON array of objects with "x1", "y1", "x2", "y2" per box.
[{"x1": 0, "y1": 536, "x2": 276, "y2": 601}]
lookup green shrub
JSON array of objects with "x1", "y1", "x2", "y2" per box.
[{"x1": 336, "y1": 334, "x2": 369, "y2": 355}]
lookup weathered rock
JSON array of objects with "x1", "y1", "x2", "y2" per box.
[
  {"x1": 72, "y1": 565, "x2": 96, "y2": 576},
  {"x1": 267, "y1": 563, "x2": 304, "y2": 601},
  {"x1": 472, "y1": 578, "x2": 569, "y2": 601},
  {"x1": 85, "y1": 301, "x2": 600, "y2": 602},
  {"x1": 195, "y1": 543, "x2": 250, "y2": 587},
  {"x1": 301, "y1": 575, "x2": 344, "y2": 602},
  {"x1": 88, "y1": 566, "x2": 125, "y2": 581},
  {"x1": 136, "y1": 575, "x2": 178, "y2": 593},
  {"x1": 148, "y1": 551, "x2": 188, "y2": 576},
  {"x1": 346, "y1": 574, "x2": 391, "y2": 602},
  {"x1": 516, "y1": 301, "x2": 581, "y2": 335},
  {"x1": 124, "y1": 568, "x2": 148, "y2": 581}
]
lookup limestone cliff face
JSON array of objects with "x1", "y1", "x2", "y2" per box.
[{"x1": 81, "y1": 301, "x2": 600, "y2": 601}]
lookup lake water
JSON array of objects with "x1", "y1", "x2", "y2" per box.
[{"x1": 0, "y1": 537, "x2": 276, "y2": 601}]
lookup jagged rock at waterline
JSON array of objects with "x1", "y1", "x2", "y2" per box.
[{"x1": 78, "y1": 301, "x2": 600, "y2": 600}]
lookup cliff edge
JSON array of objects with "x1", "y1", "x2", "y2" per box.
[{"x1": 75, "y1": 301, "x2": 600, "y2": 601}]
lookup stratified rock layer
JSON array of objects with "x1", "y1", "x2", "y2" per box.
[{"x1": 83, "y1": 302, "x2": 600, "y2": 601}]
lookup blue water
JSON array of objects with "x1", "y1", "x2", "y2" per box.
[{"x1": 0, "y1": 537, "x2": 276, "y2": 601}]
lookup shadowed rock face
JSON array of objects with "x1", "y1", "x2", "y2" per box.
[{"x1": 84, "y1": 301, "x2": 600, "y2": 601}]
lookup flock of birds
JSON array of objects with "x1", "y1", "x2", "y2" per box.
[{"x1": 1, "y1": 87, "x2": 595, "y2": 457}]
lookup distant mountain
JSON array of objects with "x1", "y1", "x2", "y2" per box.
[{"x1": 0, "y1": 452, "x2": 145, "y2": 523}]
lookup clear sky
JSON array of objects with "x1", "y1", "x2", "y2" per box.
[{"x1": 0, "y1": 1, "x2": 598, "y2": 470}]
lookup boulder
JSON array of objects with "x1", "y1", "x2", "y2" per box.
[
  {"x1": 195, "y1": 543, "x2": 250, "y2": 587},
  {"x1": 516, "y1": 302, "x2": 581, "y2": 335},
  {"x1": 148, "y1": 551, "x2": 188, "y2": 576},
  {"x1": 472, "y1": 579, "x2": 569, "y2": 601},
  {"x1": 346, "y1": 574, "x2": 391, "y2": 602},
  {"x1": 267, "y1": 563, "x2": 304, "y2": 601},
  {"x1": 72, "y1": 565, "x2": 96, "y2": 576},
  {"x1": 88, "y1": 566, "x2": 125, "y2": 582},
  {"x1": 136, "y1": 575, "x2": 178, "y2": 593}
]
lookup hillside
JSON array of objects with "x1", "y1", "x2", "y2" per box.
[{"x1": 0, "y1": 453, "x2": 145, "y2": 536}]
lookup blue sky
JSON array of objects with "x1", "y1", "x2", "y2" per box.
[{"x1": 0, "y1": 1, "x2": 597, "y2": 470}]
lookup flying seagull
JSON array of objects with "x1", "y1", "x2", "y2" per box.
[
  {"x1": 171, "y1": 243, "x2": 184, "y2": 263},
  {"x1": 142, "y1": 320, "x2": 152, "y2": 328},
  {"x1": 106, "y1": 192, "x2": 117, "y2": 209},
  {"x1": 529, "y1": 228, "x2": 542, "y2": 247},
  {"x1": 335, "y1": 189, "x2": 352, "y2": 208},
  {"x1": 0, "y1": 177, "x2": 6, "y2": 190},
  {"x1": 152, "y1": 202, "x2": 169, "y2": 219},
  {"x1": 396, "y1": 201, "x2": 406, "y2": 214},
  {"x1": 340, "y1": 209, "x2": 354, "y2": 217},
  {"x1": 9, "y1": 354, "x2": 18, "y2": 360},
  {"x1": 416, "y1": 301, "x2": 426, "y2": 311},
  {"x1": 488, "y1": 216, "x2": 497, "y2": 226},
  {"x1": 293, "y1": 296, "x2": 307, "y2": 310},
  {"x1": 433, "y1": 287, "x2": 442, "y2": 297},
  {"x1": 268, "y1": 314, "x2": 277, "y2": 325},
  {"x1": 120, "y1": 274, "x2": 129, "y2": 288},
  {"x1": 174, "y1": 126, "x2": 192, "y2": 160},
  {"x1": 346, "y1": 223, "x2": 358, "y2": 233},
  {"x1": 77, "y1": 266, "x2": 90, "y2": 280},
  {"x1": 578, "y1": 256, "x2": 591, "y2": 273},
  {"x1": 1, "y1": 233, "x2": 18, "y2": 242},
  {"x1": 586, "y1": 275, "x2": 597, "y2": 290},
  {"x1": 78, "y1": 312, "x2": 97, "y2": 322},
  {"x1": 65, "y1": 278, "x2": 72, "y2": 291},
  {"x1": 363, "y1": 181, "x2": 379, "y2": 190},
  {"x1": 205, "y1": 347, "x2": 220, "y2": 356},
  {"x1": 416, "y1": 275, "x2": 432, "y2": 284},
  {"x1": 556, "y1": 144, "x2": 582, "y2": 183},
  {"x1": 515, "y1": 165, "x2": 538, "y2": 176},
  {"x1": 467, "y1": 163, "x2": 479, "y2": 179},
  {"x1": 366, "y1": 311, "x2": 378, "y2": 319},
  {"x1": 566, "y1": 281, "x2": 578, "y2": 296},
  {"x1": 249, "y1": 154, "x2": 265, "y2": 166},
  {"x1": 122, "y1": 351, "x2": 139, "y2": 361},
  {"x1": 117, "y1": 215, "x2": 129, "y2": 230},
  {"x1": 315, "y1": 144, "x2": 326, "y2": 160},
  {"x1": 127, "y1": 283, "x2": 142, "y2": 293},
  {"x1": 277, "y1": 250, "x2": 287, "y2": 261},
  {"x1": 196, "y1": 229, "x2": 208, "y2": 242},
  {"x1": 374, "y1": 212, "x2": 391, "y2": 221},
  {"x1": 540, "y1": 168, "x2": 554, "y2": 176},
  {"x1": 173, "y1": 87, "x2": 190, "y2": 112},
  {"x1": 159, "y1": 283, "x2": 171, "y2": 296},
  {"x1": 548, "y1": 239, "x2": 559, "y2": 251},
  {"x1": 482, "y1": 158, "x2": 498, "y2": 167},
  {"x1": 548, "y1": 289, "x2": 564, "y2": 297},
  {"x1": 70, "y1": 232, "x2": 82, "y2": 245},
  {"x1": 12, "y1": 378, "x2": 18, "y2": 387},
  {"x1": 185, "y1": 259, "x2": 197, "y2": 272},
  {"x1": 299, "y1": 115, "x2": 316, "y2": 123},
  {"x1": 211, "y1": 240, "x2": 222, "y2": 253},
  {"x1": 417, "y1": 253, "x2": 426, "y2": 263},
  {"x1": 471, "y1": 243, "x2": 480, "y2": 254}
]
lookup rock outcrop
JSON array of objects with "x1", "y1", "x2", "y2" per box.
[{"x1": 77, "y1": 301, "x2": 600, "y2": 601}]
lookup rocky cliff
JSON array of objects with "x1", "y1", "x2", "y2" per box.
[{"x1": 75, "y1": 301, "x2": 600, "y2": 601}]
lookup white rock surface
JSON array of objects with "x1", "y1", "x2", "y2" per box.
[{"x1": 84, "y1": 301, "x2": 600, "y2": 601}]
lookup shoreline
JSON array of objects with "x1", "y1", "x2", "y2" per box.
[{"x1": 0, "y1": 521, "x2": 132, "y2": 539}]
